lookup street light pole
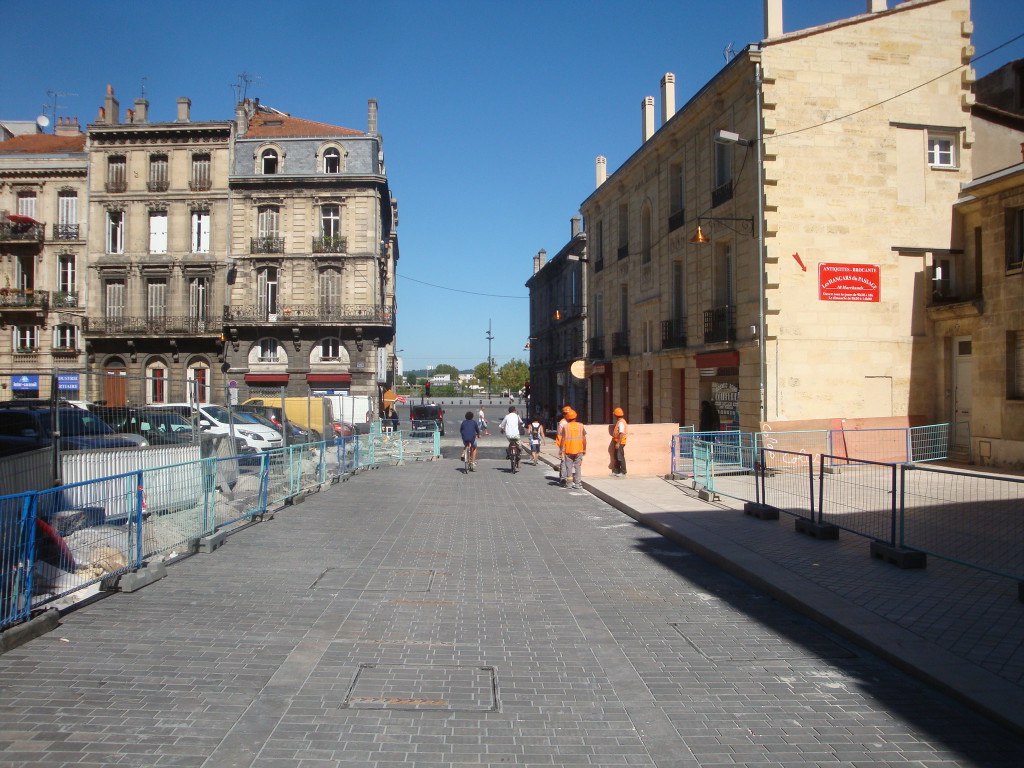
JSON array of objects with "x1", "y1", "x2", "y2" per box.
[{"x1": 485, "y1": 320, "x2": 494, "y2": 401}]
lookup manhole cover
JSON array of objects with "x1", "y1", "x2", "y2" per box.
[
  {"x1": 670, "y1": 621, "x2": 857, "y2": 661},
  {"x1": 343, "y1": 664, "x2": 497, "y2": 711}
]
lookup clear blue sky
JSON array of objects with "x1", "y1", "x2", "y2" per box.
[{"x1": 3, "y1": 1, "x2": 1022, "y2": 372}]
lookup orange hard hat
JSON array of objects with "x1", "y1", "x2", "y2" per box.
[
  {"x1": 613, "y1": 407, "x2": 624, "y2": 417},
  {"x1": 562, "y1": 406, "x2": 572, "y2": 413},
  {"x1": 565, "y1": 409, "x2": 577, "y2": 420}
]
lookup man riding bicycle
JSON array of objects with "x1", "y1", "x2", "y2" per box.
[
  {"x1": 499, "y1": 406, "x2": 524, "y2": 460},
  {"x1": 460, "y1": 410, "x2": 481, "y2": 469}
]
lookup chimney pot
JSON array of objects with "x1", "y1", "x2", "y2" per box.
[
  {"x1": 660, "y1": 73, "x2": 676, "y2": 125},
  {"x1": 641, "y1": 96, "x2": 655, "y2": 142},
  {"x1": 368, "y1": 98, "x2": 378, "y2": 135},
  {"x1": 571, "y1": 216, "x2": 581, "y2": 237},
  {"x1": 764, "y1": 0, "x2": 783, "y2": 38},
  {"x1": 176, "y1": 97, "x2": 191, "y2": 122},
  {"x1": 596, "y1": 156, "x2": 607, "y2": 188},
  {"x1": 868, "y1": 0, "x2": 887, "y2": 11},
  {"x1": 103, "y1": 84, "x2": 119, "y2": 124},
  {"x1": 133, "y1": 98, "x2": 149, "y2": 123}
]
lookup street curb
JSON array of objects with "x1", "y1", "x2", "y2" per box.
[
  {"x1": 0, "y1": 610, "x2": 60, "y2": 655},
  {"x1": 584, "y1": 481, "x2": 1024, "y2": 738}
]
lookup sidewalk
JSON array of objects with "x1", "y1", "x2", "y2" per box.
[{"x1": 538, "y1": 447, "x2": 1024, "y2": 735}]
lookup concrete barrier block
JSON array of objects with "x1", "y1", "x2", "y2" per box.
[
  {"x1": 198, "y1": 530, "x2": 227, "y2": 553},
  {"x1": 118, "y1": 561, "x2": 168, "y2": 593},
  {"x1": 870, "y1": 541, "x2": 927, "y2": 569},
  {"x1": 795, "y1": 517, "x2": 840, "y2": 540}
]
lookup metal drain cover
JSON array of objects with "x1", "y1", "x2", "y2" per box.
[{"x1": 344, "y1": 664, "x2": 498, "y2": 711}]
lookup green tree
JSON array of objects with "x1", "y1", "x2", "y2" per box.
[
  {"x1": 433, "y1": 363, "x2": 459, "y2": 377},
  {"x1": 498, "y1": 358, "x2": 529, "y2": 394},
  {"x1": 407, "y1": 373, "x2": 418, "y2": 385},
  {"x1": 474, "y1": 361, "x2": 495, "y2": 389}
]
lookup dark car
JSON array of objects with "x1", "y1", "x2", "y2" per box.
[
  {"x1": 0, "y1": 406, "x2": 144, "y2": 457},
  {"x1": 410, "y1": 404, "x2": 445, "y2": 436},
  {"x1": 89, "y1": 406, "x2": 198, "y2": 446}
]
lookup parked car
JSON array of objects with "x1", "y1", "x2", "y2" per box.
[
  {"x1": 149, "y1": 403, "x2": 282, "y2": 454},
  {"x1": 88, "y1": 406, "x2": 198, "y2": 446},
  {"x1": 0, "y1": 406, "x2": 146, "y2": 457},
  {"x1": 410, "y1": 404, "x2": 445, "y2": 436}
]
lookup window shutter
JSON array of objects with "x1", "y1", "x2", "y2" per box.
[{"x1": 150, "y1": 212, "x2": 168, "y2": 254}]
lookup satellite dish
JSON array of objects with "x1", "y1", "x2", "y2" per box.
[{"x1": 36, "y1": 115, "x2": 50, "y2": 129}]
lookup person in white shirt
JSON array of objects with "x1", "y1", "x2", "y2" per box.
[{"x1": 498, "y1": 406, "x2": 524, "y2": 459}]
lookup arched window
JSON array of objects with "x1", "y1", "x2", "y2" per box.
[
  {"x1": 145, "y1": 360, "x2": 168, "y2": 404},
  {"x1": 187, "y1": 360, "x2": 211, "y2": 404},
  {"x1": 323, "y1": 148, "x2": 341, "y2": 173},
  {"x1": 261, "y1": 148, "x2": 278, "y2": 174}
]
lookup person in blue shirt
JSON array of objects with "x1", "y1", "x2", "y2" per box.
[{"x1": 460, "y1": 410, "x2": 481, "y2": 470}]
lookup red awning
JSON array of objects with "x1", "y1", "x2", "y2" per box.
[
  {"x1": 6, "y1": 214, "x2": 40, "y2": 225},
  {"x1": 244, "y1": 373, "x2": 290, "y2": 385},
  {"x1": 694, "y1": 351, "x2": 740, "y2": 368},
  {"x1": 306, "y1": 373, "x2": 352, "y2": 384}
]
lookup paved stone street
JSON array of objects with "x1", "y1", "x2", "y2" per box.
[{"x1": 1, "y1": 457, "x2": 1023, "y2": 767}]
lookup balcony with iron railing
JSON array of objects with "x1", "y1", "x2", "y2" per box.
[
  {"x1": 223, "y1": 304, "x2": 394, "y2": 325},
  {"x1": 53, "y1": 223, "x2": 80, "y2": 240},
  {"x1": 0, "y1": 222, "x2": 45, "y2": 242},
  {"x1": 105, "y1": 180, "x2": 127, "y2": 193},
  {"x1": 617, "y1": 244, "x2": 628, "y2": 260},
  {"x1": 668, "y1": 208, "x2": 686, "y2": 232},
  {"x1": 312, "y1": 236, "x2": 347, "y2": 254},
  {"x1": 251, "y1": 236, "x2": 285, "y2": 253},
  {"x1": 0, "y1": 289, "x2": 48, "y2": 309},
  {"x1": 588, "y1": 335, "x2": 606, "y2": 359},
  {"x1": 711, "y1": 180, "x2": 733, "y2": 208},
  {"x1": 662, "y1": 317, "x2": 687, "y2": 349},
  {"x1": 147, "y1": 179, "x2": 169, "y2": 192},
  {"x1": 83, "y1": 314, "x2": 220, "y2": 335},
  {"x1": 703, "y1": 305, "x2": 736, "y2": 344},
  {"x1": 51, "y1": 291, "x2": 80, "y2": 308},
  {"x1": 189, "y1": 178, "x2": 212, "y2": 191},
  {"x1": 612, "y1": 330, "x2": 630, "y2": 356}
]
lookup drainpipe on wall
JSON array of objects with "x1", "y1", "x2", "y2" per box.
[{"x1": 752, "y1": 47, "x2": 768, "y2": 425}]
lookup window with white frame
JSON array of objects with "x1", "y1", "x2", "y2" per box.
[
  {"x1": 107, "y1": 210, "x2": 124, "y2": 253},
  {"x1": 148, "y1": 154, "x2": 169, "y2": 190},
  {"x1": 323, "y1": 148, "x2": 341, "y2": 173},
  {"x1": 191, "y1": 153, "x2": 211, "y2": 190},
  {"x1": 319, "y1": 268, "x2": 341, "y2": 310},
  {"x1": 187, "y1": 363, "x2": 210, "y2": 404},
  {"x1": 261, "y1": 148, "x2": 279, "y2": 174},
  {"x1": 714, "y1": 140, "x2": 732, "y2": 194},
  {"x1": 57, "y1": 191, "x2": 77, "y2": 238},
  {"x1": 15, "y1": 326, "x2": 38, "y2": 352},
  {"x1": 189, "y1": 277, "x2": 209, "y2": 327},
  {"x1": 107, "y1": 155, "x2": 126, "y2": 191},
  {"x1": 320, "y1": 337, "x2": 342, "y2": 360},
  {"x1": 191, "y1": 210, "x2": 210, "y2": 253},
  {"x1": 17, "y1": 191, "x2": 36, "y2": 218},
  {"x1": 258, "y1": 337, "x2": 279, "y2": 363},
  {"x1": 257, "y1": 205, "x2": 279, "y2": 237},
  {"x1": 320, "y1": 204, "x2": 341, "y2": 238},
  {"x1": 15, "y1": 254, "x2": 34, "y2": 292},
  {"x1": 257, "y1": 267, "x2": 278, "y2": 317},
  {"x1": 147, "y1": 278, "x2": 167, "y2": 320},
  {"x1": 105, "y1": 279, "x2": 125, "y2": 320},
  {"x1": 54, "y1": 324, "x2": 77, "y2": 350},
  {"x1": 145, "y1": 362, "x2": 167, "y2": 404},
  {"x1": 927, "y1": 131, "x2": 958, "y2": 169},
  {"x1": 57, "y1": 256, "x2": 76, "y2": 303},
  {"x1": 149, "y1": 211, "x2": 168, "y2": 254}
]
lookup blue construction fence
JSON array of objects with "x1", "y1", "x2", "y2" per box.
[{"x1": 0, "y1": 428, "x2": 440, "y2": 633}]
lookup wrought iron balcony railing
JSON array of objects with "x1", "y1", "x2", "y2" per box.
[
  {"x1": 83, "y1": 315, "x2": 220, "y2": 335},
  {"x1": 0, "y1": 289, "x2": 48, "y2": 308},
  {"x1": 224, "y1": 304, "x2": 394, "y2": 325},
  {"x1": 617, "y1": 244, "x2": 628, "y2": 260},
  {"x1": 668, "y1": 208, "x2": 686, "y2": 232},
  {"x1": 312, "y1": 236, "x2": 347, "y2": 253},
  {"x1": 51, "y1": 291, "x2": 80, "y2": 308},
  {"x1": 251, "y1": 237, "x2": 285, "y2": 253},
  {"x1": 612, "y1": 330, "x2": 630, "y2": 356},
  {"x1": 711, "y1": 180, "x2": 733, "y2": 208},
  {"x1": 105, "y1": 180, "x2": 127, "y2": 193},
  {"x1": 588, "y1": 336, "x2": 606, "y2": 359},
  {"x1": 0, "y1": 222, "x2": 45, "y2": 242},
  {"x1": 662, "y1": 317, "x2": 687, "y2": 349},
  {"x1": 53, "y1": 223, "x2": 80, "y2": 240},
  {"x1": 147, "y1": 180, "x2": 169, "y2": 192},
  {"x1": 703, "y1": 305, "x2": 736, "y2": 344},
  {"x1": 189, "y1": 178, "x2": 212, "y2": 191}
]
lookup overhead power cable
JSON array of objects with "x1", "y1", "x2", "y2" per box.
[{"x1": 397, "y1": 272, "x2": 528, "y2": 299}]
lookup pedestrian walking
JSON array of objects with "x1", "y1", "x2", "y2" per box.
[
  {"x1": 527, "y1": 414, "x2": 545, "y2": 465},
  {"x1": 478, "y1": 407, "x2": 490, "y2": 435},
  {"x1": 611, "y1": 407, "x2": 627, "y2": 477},
  {"x1": 557, "y1": 408, "x2": 587, "y2": 489},
  {"x1": 554, "y1": 406, "x2": 571, "y2": 484}
]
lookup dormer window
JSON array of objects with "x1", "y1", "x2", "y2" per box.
[
  {"x1": 324, "y1": 148, "x2": 341, "y2": 173},
  {"x1": 261, "y1": 148, "x2": 279, "y2": 174}
]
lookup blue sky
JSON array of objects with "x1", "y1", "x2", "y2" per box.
[{"x1": 3, "y1": 0, "x2": 1022, "y2": 372}]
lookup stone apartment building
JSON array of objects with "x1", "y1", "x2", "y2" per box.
[
  {"x1": 581, "y1": 0, "x2": 975, "y2": 436},
  {"x1": 224, "y1": 99, "x2": 398, "y2": 401},
  {"x1": 525, "y1": 217, "x2": 587, "y2": 423},
  {"x1": 84, "y1": 86, "x2": 233, "y2": 405},
  {"x1": 0, "y1": 119, "x2": 89, "y2": 399}
]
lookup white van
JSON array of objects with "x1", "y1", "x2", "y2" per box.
[{"x1": 152, "y1": 403, "x2": 283, "y2": 454}]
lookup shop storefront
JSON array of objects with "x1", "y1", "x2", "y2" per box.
[{"x1": 695, "y1": 351, "x2": 739, "y2": 431}]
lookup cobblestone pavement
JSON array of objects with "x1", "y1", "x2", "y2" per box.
[{"x1": 1, "y1": 459, "x2": 1023, "y2": 767}]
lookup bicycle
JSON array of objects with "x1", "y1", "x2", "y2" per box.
[
  {"x1": 463, "y1": 444, "x2": 475, "y2": 473},
  {"x1": 508, "y1": 440, "x2": 521, "y2": 473}
]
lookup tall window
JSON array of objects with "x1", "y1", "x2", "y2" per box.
[
  {"x1": 191, "y1": 210, "x2": 210, "y2": 253},
  {"x1": 714, "y1": 241, "x2": 735, "y2": 308},
  {"x1": 15, "y1": 326, "x2": 38, "y2": 351},
  {"x1": 1013, "y1": 333, "x2": 1024, "y2": 399},
  {"x1": 189, "y1": 277, "x2": 209, "y2": 327},
  {"x1": 321, "y1": 204, "x2": 341, "y2": 238},
  {"x1": 54, "y1": 324, "x2": 77, "y2": 350},
  {"x1": 259, "y1": 338, "x2": 279, "y2": 363},
  {"x1": 927, "y1": 132, "x2": 957, "y2": 169},
  {"x1": 669, "y1": 162, "x2": 685, "y2": 230},
  {"x1": 617, "y1": 202, "x2": 628, "y2": 258},
  {"x1": 147, "y1": 278, "x2": 167, "y2": 321},
  {"x1": 57, "y1": 255, "x2": 76, "y2": 305},
  {"x1": 594, "y1": 220, "x2": 604, "y2": 272},
  {"x1": 16, "y1": 191, "x2": 36, "y2": 219},
  {"x1": 319, "y1": 268, "x2": 341, "y2": 311},
  {"x1": 147, "y1": 364, "x2": 167, "y2": 404},
  {"x1": 107, "y1": 155, "x2": 126, "y2": 192},
  {"x1": 257, "y1": 206, "x2": 279, "y2": 237},
  {"x1": 148, "y1": 154, "x2": 169, "y2": 191},
  {"x1": 190, "y1": 153, "x2": 211, "y2": 190},
  {"x1": 321, "y1": 338, "x2": 342, "y2": 360},
  {"x1": 187, "y1": 364, "x2": 210, "y2": 404},
  {"x1": 261, "y1": 148, "x2": 278, "y2": 174},
  {"x1": 672, "y1": 260, "x2": 685, "y2": 319},
  {"x1": 57, "y1": 191, "x2": 78, "y2": 239},
  {"x1": 1008, "y1": 208, "x2": 1024, "y2": 271},
  {"x1": 619, "y1": 284, "x2": 629, "y2": 333},
  {"x1": 149, "y1": 211, "x2": 168, "y2": 254},
  {"x1": 594, "y1": 292, "x2": 604, "y2": 337},
  {"x1": 641, "y1": 203, "x2": 652, "y2": 265},
  {"x1": 107, "y1": 211, "x2": 124, "y2": 253},
  {"x1": 105, "y1": 279, "x2": 125, "y2": 321},
  {"x1": 257, "y1": 268, "x2": 278, "y2": 318},
  {"x1": 714, "y1": 140, "x2": 732, "y2": 205},
  {"x1": 323, "y1": 148, "x2": 341, "y2": 173},
  {"x1": 15, "y1": 255, "x2": 34, "y2": 292}
]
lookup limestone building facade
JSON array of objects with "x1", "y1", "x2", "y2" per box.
[{"x1": 581, "y1": 0, "x2": 975, "y2": 436}]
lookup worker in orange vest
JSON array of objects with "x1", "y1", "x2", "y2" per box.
[
  {"x1": 554, "y1": 405, "x2": 572, "y2": 484},
  {"x1": 611, "y1": 407, "x2": 628, "y2": 477},
  {"x1": 557, "y1": 408, "x2": 587, "y2": 489}
]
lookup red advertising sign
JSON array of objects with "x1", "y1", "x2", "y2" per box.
[{"x1": 818, "y1": 263, "x2": 880, "y2": 302}]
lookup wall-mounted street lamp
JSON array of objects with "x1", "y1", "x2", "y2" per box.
[{"x1": 689, "y1": 215, "x2": 755, "y2": 244}]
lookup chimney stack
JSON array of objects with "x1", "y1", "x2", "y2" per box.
[
  {"x1": 596, "y1": 156, "x2": 607, "y2": 188},
  {"x1": 177, "y1": 97, "x2": 191, "y2": 122},
  {"x1": 571, "y1": 216, "x2": 581, "y2": 238},
  {"x1": 764, "y1": 0, "x2": 783, "y2": 38},
  {"x1": 55, "y1": 117, "x2": 82, "y2": 136},
  {"x1": 368, "y1": 98, "x2": 378, "y2": 135},
  {"x1": 533, "y1": 249, "x2": 547, "y2": 274},
  {"x1": 641, "y1": 96, "x2": 655, "y2": 142},
  {"x1": 868, "y1": 0, "x2": 887, "y2": 11},
  {"x1": 103, "y1": 84, "x2": 119, "y2": 124},
  {"x1": 661, "y1": 74, "x2": 676, "y2": 125},
  {"x1": 133, "y1": 98, "x2": 149, "y2": 123}
]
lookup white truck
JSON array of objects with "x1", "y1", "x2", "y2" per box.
[{"x1": 317, "y1": 395, "x2": 375, "y2": 434}]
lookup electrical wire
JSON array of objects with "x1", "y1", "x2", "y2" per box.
[{"x1": 397, "y1": 272, "x2": 528, "y2": 299}]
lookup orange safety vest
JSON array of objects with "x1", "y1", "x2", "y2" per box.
[
  {"x1": 559, "y1": 421, "x2": 586, "y2": 454},
  {"x1": 554, "y1": 418, "x2": 567, "y2": 448},
  {"x1": 613, "y1": 418, "x2": 628, "y2": 446}
]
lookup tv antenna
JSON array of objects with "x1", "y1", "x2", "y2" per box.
[
  {"x1": 42, "y1": 89, "x2": 77, "y2": 132},
  {"x1": 231, "y1": 72, "x2": 262, "y2": 104},
  {"x1": 723, "y1": 42, "x2": 736, "y2": 62},
  {"x1": 139, "y1": 77, "x2": 148, "y2": 100}
]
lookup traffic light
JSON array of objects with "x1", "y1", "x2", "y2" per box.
[
  {"x1": 524, "y1": 382, "x2": 531, "y2": 399},
  {"x1": 425, "y1": 381, "x2": 431, "y2": 397}
]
